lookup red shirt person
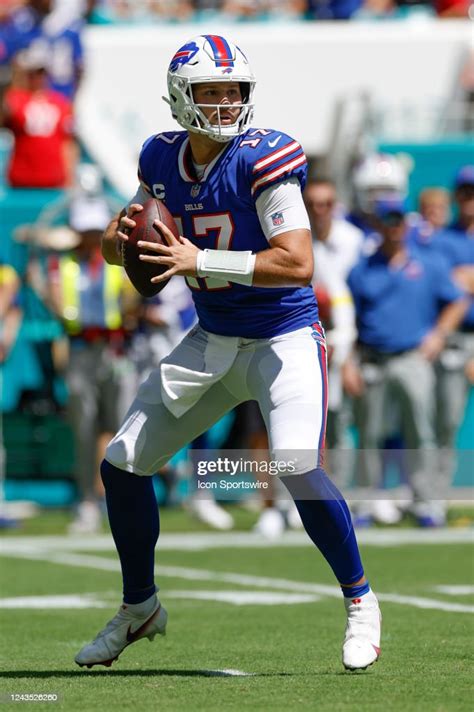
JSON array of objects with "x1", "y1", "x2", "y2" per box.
[{"x1": 2, "y1": 44, "x2": 75, "y2": 188}]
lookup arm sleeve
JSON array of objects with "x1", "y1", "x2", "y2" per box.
[{"x1": 255, "y1": 177, "x2": 310, "y2": 241}]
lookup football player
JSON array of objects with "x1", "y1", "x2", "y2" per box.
[{"x1": 75, "y1": 34, "x2": 381, "y2": 672}]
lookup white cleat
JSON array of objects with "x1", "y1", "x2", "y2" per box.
[
  {"x1": 75, "y1": 597, "x2": 167, "y2": 669},
  {"x1": 342, "y1": 590, "x2": 381, "y2": 671},
  {"x1": 68, "y1": 501, "x2": 102, "y2": 535},
  {"x1": 253, "y1": 507, "x2": 285, "y2": 540},
  {"x1": 371, "y1": 499, "x2": 401, "y2": 525},
  {"x1": 186, "y1": 495, "x2": 234, "y2": 531}
]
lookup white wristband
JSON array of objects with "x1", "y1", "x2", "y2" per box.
[{"x1": 197, "y1": 249, "x2": 256, "y2": 286}]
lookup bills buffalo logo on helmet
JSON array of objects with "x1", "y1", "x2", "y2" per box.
[{"x1": 169, "y1": 41, "x2": 199, "y2": 72}]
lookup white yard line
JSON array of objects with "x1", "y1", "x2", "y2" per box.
[
  {"x1": 1, "y1": 528, "x2": 473, "y2": 554},
  {"x1": 165, "y1": 590, "x2": 321, "y2": 605},
  {"x1": 1, "y1": 549, "x2": 472, "y2": 614},
  {"x1": 0, "y1": 594, "x2": 110, "y2": 609},
  {"x1": 433, "y1": 585, "x2": 474, "y2": 595},
  {"x1": 0, "y1": 590, "x2": 319, "y2": 608},
  {"x1": 200, "y1": 670, "x2": 255, "y2": 677}
]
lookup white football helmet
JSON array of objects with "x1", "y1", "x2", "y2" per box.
[
  {"x1": 353, "y1": 153, "x2": 408, "y2": 213},
  {"x1": 163, "y1": 35, "x2": 256, "y2": 143}
]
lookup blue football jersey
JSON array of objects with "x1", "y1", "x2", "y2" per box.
[{"x1": 138, "y1": 128, "x2": 318, "y2": 338}]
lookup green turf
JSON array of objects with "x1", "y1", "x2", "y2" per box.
[
  {"x1": 0, "y1": 520, "x2": 473, "y2": 711},
  {"x1": 3, "y1": 503, "x2": 474, "y2": 537}
]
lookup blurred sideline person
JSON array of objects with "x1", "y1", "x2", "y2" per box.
[
  {"x1": 222, "y1": 400, "x2": 303, "y2": 539},
  {"x1": 46, "y1": 196, "x2": 138, "y2": 534},
  {"x1": 1, "y1": 0, "x2": 84, "y2": 100},
  {"x1": 408, "y1": 182, "x2": 473, "y2": 496},
  {"x1": 1, "y1": 44, "x2": 76, "y2": 188},
  {"x1": 305, "y1": 178, "x2": 401, "y2": 525},
  {"x1": 450, "y1": 165, "x2": 474, "y2": 238},
  {"x1": 438, "y1": 167, "x2": 474, "y2": 478},
  {"x1": 346, "y1": 197, "x2": 468, "y2": 527},
  {"x1": 409, "y1": 187, "x2": 451, "y2": 244},
  {"x1": 0, "y1": 262, "x2": 22, "y2": 363},
  {"x1": 75, "y1": 34, "x2": 382, "y2": 673},
  {"x1": 305, "y1": 178, "x2": 363, "y2": 489},
  {"x1": 349, "y1": 152, "x2": 408, "y2": 239}
]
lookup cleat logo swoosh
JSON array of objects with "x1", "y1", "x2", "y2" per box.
[
  {"x1": 268, "y1": 135, "x2": 282, "y2": 148},
  {"x1": 126, "y1": 605, "x2": 161, "y2": 644},
  {"x1": 372, "y1": 644, "x2": 381, "y2": 656}
]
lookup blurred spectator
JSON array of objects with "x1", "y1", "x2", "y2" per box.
[
  {"x1": 88, "y1": 0, "x2": 193, "y2": 22},
  {"x1": 147, "y1": 0, "x2": 194, "y2": 21},
  {"x1": 406, "y1": 185, "x2": 473, "y2": 516},
  {"x1": 185, "y1": 431, "x2": 236, "y2": 530},
  {"x1": 418, "y1": 187, "x2": 451, "y2": 231},
  {"x1": 408, "y1": 187, "x2": 455, "y2": 253},
  {"x1": 307, "y1": 0, "x2": 363, "y2": 19},
  {"x1": 434, "y1": 0, "x2": 471, "y2": 16},
  {"x1": 433, "y1": 166, "x2": 474, "y2": 483},
  {"x1": 44, "y1": 196, "x2": 138, "y2": 534},
  {"x1": 1, "y1": 0, "x2": 84, "y2": 100},
  {"x1": 266, "y1": 0, "x2": 307, "y2": 18},
  {"x1": 130, "y1": 277, "x2": 195, "y2": 382},
  {"x1": 450, "y1": 165, "x2": 474, "y2": 238},
  {"x1": 221, "y1": 0, "x2": 265, "y2": 18},
  {"x1": 219, "y1": 400, "x2": 302, "y2": 538},
  {"x1": 305, "y1": 177, "x2": 363, "y2": 490},
  {"x1": 0, "y1": 261, "x2": 22, "y2": 363},
  {"x1": 1, "y1": 44, "x2": 76, "y2": 188},
  {"x1": 346, "y1": 197, "x2": 468, "y2": 527},
  {"x1": 349, "y1": 153, "x2": 408, "y2": 238}
]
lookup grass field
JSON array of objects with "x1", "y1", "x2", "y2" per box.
[{"x1": 0, "y1": 509, "x2": 473, "y2": 711}]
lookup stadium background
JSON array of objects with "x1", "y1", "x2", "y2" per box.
[
  {"x1": 0, "y1": 4, "x2": 473, "y2": 711},
  {"x1": 0, "y1": 5, "x2": 472, "y2": 511}
]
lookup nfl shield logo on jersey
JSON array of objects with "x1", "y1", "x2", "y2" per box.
[
  {"x1": 191, "y1": 184, "x2": 201, "y2": 198},
  {"x1": 271, "y1": 211, "x2": 285, "y2": 226}
]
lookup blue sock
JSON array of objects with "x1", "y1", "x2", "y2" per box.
[
  {"x1": 101, "y1": 459, "x2": 159, "y2": 604},
  {"x1": 281, "y1": 468, "x2": 369, "y2": 598}
]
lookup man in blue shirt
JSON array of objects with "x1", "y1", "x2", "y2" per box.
[
  {"x1": 346, "y1": 197, "x2": 467, "y2": 526},
  {"x1": 75, "y1": 34, "x2": 382, "y2": 673},
  {"x1": 408, "y1": 183, "x2": 474, "y2": 504}
]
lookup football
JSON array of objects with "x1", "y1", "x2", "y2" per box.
[{"x1": 122, "y1": 197, "x2": 180, "y2": 297}]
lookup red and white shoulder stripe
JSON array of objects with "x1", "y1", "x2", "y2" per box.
[{"x1": 251, "y1": 141, "x2": 306, "y2": 196}]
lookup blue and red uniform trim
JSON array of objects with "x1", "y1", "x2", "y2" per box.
[
  {"x1": 204, "y1": 35, "x2": 235, "y2": 67},
  {"x1": 312, "y1": 322, "x2": 328, "y2": 466}
]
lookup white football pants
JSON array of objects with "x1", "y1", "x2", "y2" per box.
[{"x1": 105, "y1": 324, "x2": 328, "y2": 476}]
